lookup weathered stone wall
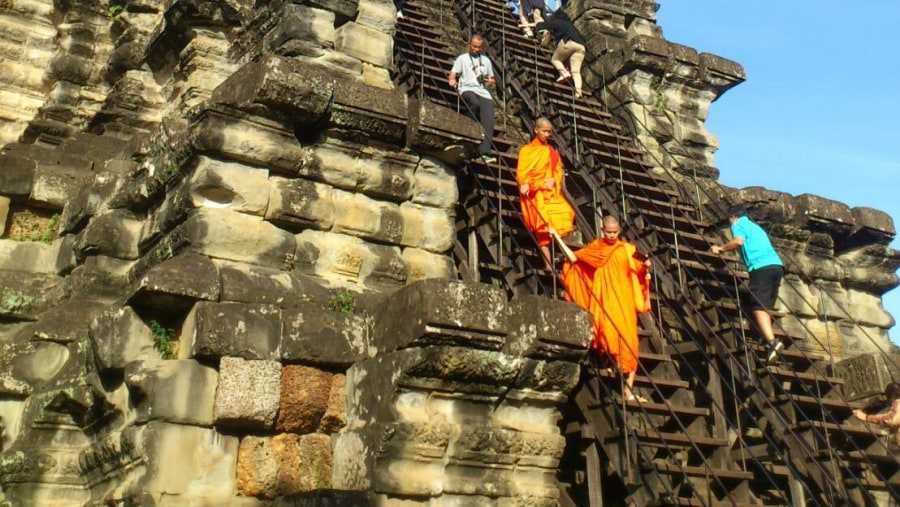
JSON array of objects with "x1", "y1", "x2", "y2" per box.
[{"x1": 566, "y1": 0, "x2": 900, "y2": 363}]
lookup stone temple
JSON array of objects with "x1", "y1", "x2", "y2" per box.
[{"x1": 0, "y1": 0, "x2": 897, "y2": 505}]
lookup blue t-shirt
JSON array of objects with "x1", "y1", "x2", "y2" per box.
[
  {"x1": 451, "y1": 53, "x2": 494, "y2": 100},
  {"x1": 730, "y1": 216, "x2": 783, "y2": 272}
]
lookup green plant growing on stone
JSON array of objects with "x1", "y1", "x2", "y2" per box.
[
  {"x1": 328, "y1": 291, "x2": 356, "y2": 314},
  {"x1": 107, "y1": 3, "x2": 124, "y2": 19},
  {"x1": 652, "y1": 75, "x2": 668, "y2": 113},
  {"x1": 1, "y1": 293, "x2": 35, "y2": 314},
  {"x1": 40, "y1": 214, "x2": 60, "y2": 244},
  {"x1": 149, "y1": 320, "x2": 178, "y2": 359}
]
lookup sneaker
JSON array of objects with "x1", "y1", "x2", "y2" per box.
[
  {"x1": 479, "y1": 154, "x2": 497, "y2": 164},
  {"x1": 555, "y1": 71, "x2": 572, "y2": 83},
  {"x1": 766, "y1": 339, "x2": 784, "y2": 363}
]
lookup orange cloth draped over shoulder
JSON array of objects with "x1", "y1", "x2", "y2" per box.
[
  {"x1": 562, "y1": 239, "x2": 651, "y2": 373},
  {"x1": 516, "y1": 138, "x2": 575, "y2": 247}
]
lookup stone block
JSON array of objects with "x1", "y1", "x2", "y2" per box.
[
  {"x1": 272, "y1": 433, "x2": 333, "y2": 494},
  {"x1": 0, "y1": 153, "x2": 35, "y2": 197},
  {"x1": 372, "y1": 279, "x2": 508, "y2": 352},
  {"x1": 266, "y1": 176, "x2": 335, "y2": 232},
  {"x1": 312, "y1": 50, "x2": 364, "y2": 80},
  {"x1": 14, "y1": 300, "x2": 106, "y2": 349},
  {"x1": 90, "y1": 306, "x2": 158, "y2": 371},
  {"x1": 792, "y1": 193, "x2": 854, "y2": 238},
  {"x1": 271, "y1": 491, "x2": 374, "y2": 506},
  {"x1": 182, "y1": 301, "x2": 282, "y2": 360},
  {"x1": 214, "y1": 357, "x2": 282, "y2": 430},
  {"x1": 846, "y1": 206, "x2": 896, "y2": 247},
  {"x1": 402, "y1": 248, "x2": 455, "y2": 283},
  {"x1": 0, "y1": 196, "x2": 9, "y2": 235},
  {"x1": 332, "y1": 190, "x2": 403, "y2": 244},
  {"x1": 166, "y1": 208, "x2": 296, "y2": 271},
  {"x1": 187, "y1": 156, "x2": 270, "y2": 216},
  {"x1": 58, "y1": 172, "x2": 122, "y2": 235},
  {"x1": 399, "y1": 202, "x2": 454, "y2": 253},
  {"x1": 0, "y1": 270, "x2": 68, "y2": 320},
  {"x1": 308, "y1": 0, "x2": 358, "y2": 20},
  {"x1": 334, "y1": 22, "x2": 392, "y2": 67},
  {"x1": 237, "y1": 436, "x2": 278, "y2": 498},
  {"x1": 296, "y1": 142, "x2": 416, "y2": 202},
  {"x1": 362, "y1": 62, "x2": 392, "y2": 89},
  {"x1": 346, "y1": 347, "x2": 523, "y2": 426},
  {"x1": 74, "y1": 208, "x2": 143, "y2": 260},
  {"x1": 356, "y1": 0, "x2": 396, "y2": 34},
  {"x1": 406, "y1": 99, "x2": 481, "y2": 161},
  {"x1": 267, "y1": 4, "x2": 336, "y2": 51},
  {"x1": 505, "y1": 295, "x2": 593, "y2": 361},
  {"x1": 411, "y1": 158, "x2": 457, "y2": 209},
  {"x1": 276, "y1": 365, "x2": 334, "y2": 434},
  {"x1": 127, "y1": 253, "x2": 220, "y2": 314},
  {"x1": 145, "y1": 494, "x2": 269, "y2": 506},
  {"x1": 835, "y1": 352, "x2": 896, "y2": 400},
  {"x1": 68, "y1": 254, "x2": 135, "y2": 298},
  {"x1": 135, "y1": 422, "x2": 238, "y2": 497},
  {"x1": 355, "y1": 148, "x2": 416, "y2": 201},
  {"x1": 190, "y1": 109, "x2": 308, "y2": 174},
  {"x1": 329, "y1": 78, "x2": 408, "y2": 145},
  {"x1": 281, "y1": 302, "x2": 369, "y2": 366},
  {"x1": 319, "y1": 373, "x2": 347, "y2": 433},
  {"x1": 30, "y1": 165, "x2": 91, "y2": 209},
  {"x1": 125, "y1": 359, "x2": 218, "y2": 425},
  {"x1": 699, "y1": 52, "x2": 746, "y2": 92},
  {"x1": 0, "y1": 238, "x2": 61, "y2": 273},
  {"x1": 215, "y1": 260, "x2": 331, "y2": 307},
  {"x1": 210, "y1": 56, "x2": 334, "y2": 127},
  {"x1": 295, "y1": 230, "x2": 407, "y2": 290},
  {"x1": 0, "y1": 399, "x2": 25, "y2": 450}
]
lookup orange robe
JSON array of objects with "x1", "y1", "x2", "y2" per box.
[
  {"x1": 562, "y1": 239, "x2": 650, "y2": 373},
  {"x1": 516, "y1": 138, "x2": 575, "y2": 247}
]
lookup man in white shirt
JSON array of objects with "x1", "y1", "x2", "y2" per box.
[{"x1": 448, "y1": 35, "x2": 497, "y2": 163}]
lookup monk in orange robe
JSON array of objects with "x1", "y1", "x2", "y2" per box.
[
  {"x1": 563, "y1": 215, "x2": 651, "y2": 401},
  {"x1": 516, "y1": 117, "x2": 576, "y2": 268}
]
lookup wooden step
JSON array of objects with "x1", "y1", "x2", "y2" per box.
[
  {"x1": 596, "y1": 369, "x2": 690, "y2": 390},
  {"x1": 644, "y1": 459, "x2": 753, "y2": 481},
  {"x1": 764, "y1": 366, "x2": 844, "y2": 386},
  {"x1": 604, "y1": 429, "x2": 726, "y2": 448},
  {"x1": 609, "y1": 397, "x2": 711, "y2": 418}
]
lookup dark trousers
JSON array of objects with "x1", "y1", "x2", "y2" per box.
[{"x1": 462, "y1": 92, "x2": 495, "y2": 156}]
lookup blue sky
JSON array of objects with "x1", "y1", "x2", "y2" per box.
[{"x1": 654, "y1": 1, "x2": 900, "y2": 345}]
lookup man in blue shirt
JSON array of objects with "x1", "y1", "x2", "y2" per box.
[
  {"x1": 448, "y1": 35, "x2": 497, "y2": 163},
  {"x1": 711, "y1": 204, "x2": 785, "y2": 362}
]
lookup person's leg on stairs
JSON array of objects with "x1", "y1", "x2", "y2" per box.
[
  {"x1": 569, "y1": 43, "x2": 586, "y2": 96},
  {"x1": 478, "y1": 97, "x2": 495, "y2": 157}
]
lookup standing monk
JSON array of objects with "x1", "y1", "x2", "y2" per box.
[
  {"x1": 563, "y1": 216, "x2": 651, "y2": 401},
  {"x1": 516, "y1": 117, "x2": 576, "y2": 269}
]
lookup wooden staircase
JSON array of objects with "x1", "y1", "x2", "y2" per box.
[{"x1": 393, "y1": 1, "x2": 900, "y2": 505}]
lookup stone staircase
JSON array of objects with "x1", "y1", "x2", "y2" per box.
[{"x1": 393, "y1": 0, "x2": 899, "y2": 505}]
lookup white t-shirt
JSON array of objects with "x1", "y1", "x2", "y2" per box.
[{"x1": 451, "y1": 52, "x2": 494, "y2": 100}]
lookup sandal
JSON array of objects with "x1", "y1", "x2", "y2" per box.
[
  {"x1": 625, "y1": 394, "x2": 649, "y2": 403},
  {"x1": 555, "y1": 71, "x2": 572, "y2": 83}
]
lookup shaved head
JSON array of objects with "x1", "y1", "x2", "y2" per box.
[
  {"x1": 535, "y1": 117, "x2": 552, "y2": 129},
  {"x1": 602, "y1": 215, "x2": 620, "y2": 228}
]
